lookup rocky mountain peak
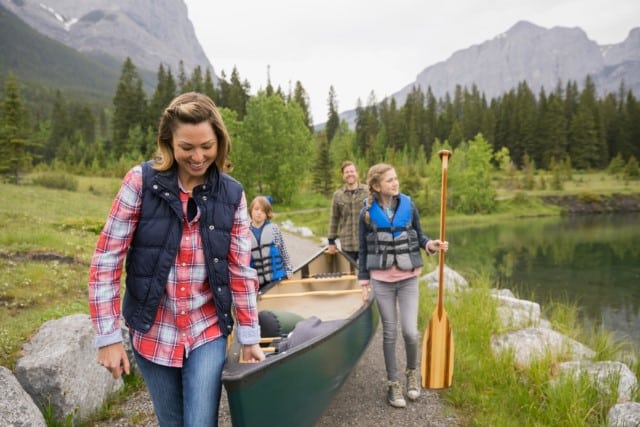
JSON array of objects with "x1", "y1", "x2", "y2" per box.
[
  {"x1": 0, "y1": 0, "x2": 213, "y2": 76},
  {"x1": 394, "y1": 21, "x2": 637, "y2": 107}
]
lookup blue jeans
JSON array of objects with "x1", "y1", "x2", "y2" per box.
[
  {"x1": 133, "y1": 337, "x2": 227, "y2": 427},
  {"x1": 371, "y1": 276, "x2": 419, "y2": 381}
]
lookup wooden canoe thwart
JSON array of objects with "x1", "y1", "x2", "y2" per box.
[{"x1": 222, "y1": 249, "x2": 379, "y2": 427}]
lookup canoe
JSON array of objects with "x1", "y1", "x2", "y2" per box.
[{"x1": 222, "y1": 248, "x2": 379, "y2": 427}]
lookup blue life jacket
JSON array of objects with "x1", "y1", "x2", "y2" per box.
[
  {"x1": 365, "y1": 193, "x2": 424, "y2": 271},
  {"x1": 122, "y1": 161, "x2": 245, "y2": 336},
  {"x1": 250, "y1": 222, "x2": 286, "y2": 288}
]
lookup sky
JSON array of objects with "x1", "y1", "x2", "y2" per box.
[{"x1": 184, "y1": 0, "x2": 639, "y2": 124}]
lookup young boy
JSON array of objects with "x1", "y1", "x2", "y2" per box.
[{"x1": 248, "y1": 196, "x2": 293, "y2": 289}]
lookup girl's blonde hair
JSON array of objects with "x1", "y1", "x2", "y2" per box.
[
  {"x1": 364, "y1": 163, "x2": 395, "y2": 225},
  {"x1": 249, "y1": 196, "x2": 274, "y2": 220},
  {"x1": 152, "y1": 92, "x2": 231, "y2": 172}
]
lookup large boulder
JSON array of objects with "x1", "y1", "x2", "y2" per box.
[
  {"x1": 490, "y1": 327, "x2": 595, "y2": 367},
  {"x1": 14, "y1": 313, "x2": 123, "y2": 422},
  {"x1": 493, "y1": 294, "x2": 551, "y2": 330},
  {"x1": 422, "y1": 264, "x2": 469, "y2": 293},
  {"x1": 555, "y1": 361, "x2": 638, "y2": 403},
  {"x1": 0, "y1": 366, "x2": 46, "y2": 426},
  {"x1": 608, "y1": 402, "x2": 640, "y2": 427}
]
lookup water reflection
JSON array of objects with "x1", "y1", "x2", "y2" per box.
[{"x1": 447, "y1": 213, "x2": 640, "y2": 344}]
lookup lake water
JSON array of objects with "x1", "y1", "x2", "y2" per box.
[{"x1": 445, "y1": 213, "x2": 640, "y2": 346}]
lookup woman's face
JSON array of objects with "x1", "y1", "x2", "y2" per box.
[
  {"x1": 375, "y1": 168, "x2": 399, "y2": 198},
  {"x1": 172, "y1": 121, "x2": 218, "y2": 182}
]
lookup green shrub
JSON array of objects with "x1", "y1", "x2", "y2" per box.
[
  {"x1": 577, "y1": 192, "x2": 602, "y2": 203},
  {"x1": 31, "y1": 172, "x2": 79, "y2": 191},
  {"x1": 624, "y1": 156, "x2": 639, "y2": 179}
]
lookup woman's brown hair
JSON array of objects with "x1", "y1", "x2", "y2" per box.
[
  {"x1": 152, "y1": 92, "x2": 231, "y2": 172},
  {"x1": 364, "y1": 163, "x2": 395, "y2": 224}
]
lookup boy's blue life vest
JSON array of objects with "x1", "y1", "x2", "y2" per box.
[
  {"x1": 365, "y1": 193, "x2": 424, "y2": 271},
  {"x1": 250, "y1": 222, "x2": 286, "y2": 287}
]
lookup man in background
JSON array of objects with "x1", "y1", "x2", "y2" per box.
[{"x1": 327, "y1": 161, "x2": 368, "y2": 263}]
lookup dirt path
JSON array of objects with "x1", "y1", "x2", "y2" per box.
[
  {"x1": 93, "y1": 232, "x2": 457, "y2": 426},
  {"x1": 284, "y1": 233, "x2": 458, "y2": 427}
]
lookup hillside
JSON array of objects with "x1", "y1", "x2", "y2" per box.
[{"x1": 0, "y1": 4, "x2": 120, "y2": 101}]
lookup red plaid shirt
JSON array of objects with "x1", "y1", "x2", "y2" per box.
[{"x1": 88, "y1": 166, "x2": 260, "y2": 367}]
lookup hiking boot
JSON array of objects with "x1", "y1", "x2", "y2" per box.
[
  {"x1": 387, "y1": 380, "x2": 406, "y2": 408},
  {"x1": 406, "y1": 369, "x2": 420, "y2": 401}
]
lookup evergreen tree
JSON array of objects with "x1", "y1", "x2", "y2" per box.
[
  {"x1": 148, "y1": 64, "x2": 177, "y2": 131},
  {"x1": 568, "y1": 103, "x2": 599, "y2": 169},
  {"x1": 435, "y1": 93, "x2": 455, "y2": 143},
  {"x1": 46, "y1": 91, "x2": 69, "y2": 163},
  {"x1": 325, "y1": 86, "x2": 340, "y2": 142},
  {"x1": 190, "y1": 65, "x2": 204, "y2": 93},
  {"x1": 624, "y1": 155, "x2": 639, "y2": 179},
  {"x1": 217, "y1": 70, "x2": 230, "y2": 108},
  {"x1": 600, "y1": 92, "x2": 625, "y2": 160},
  {"x1": 328, "y1": 121, "x2": 358, "y2": 183},
  {"x1": 203, "y1": 68, "x2": 217, "y2": 103},
  {"x1": 0, "y1": 74, "x2": 34, "y2": 183},
  {"x1": 401, "y1": 86, "x2": 426, "y2": 154},
  {"x1": 111, "y1": 58, "x2": 147, "y2": 159},
  {"x1": 607, "y1": 153, "x2": 625, "y2": 175},
  {"x1": 537, "y1": 91, "x2": 568, "y2": 168},
  {"x1": 625, "y1": 91, "x2": 640, "y2": 161},
  {"x1": 423, "y1": 87, "x2": 439, "y2": 156},
  {"x1": 461, "y1": 84, "x2": 485, "y2": 142},
  {"x1": 312, "y1": 133, "x2": 332, "y2": 196},
  {"x1": 380, "y1": 98, "x2": 402, "y2": 154},
  {"x1": 354, "y1": 92, "x2": 379, "y2": 164},
  {"x1": 514, "y1": 82, "x2": 538, "y2": 166},
  {"x1": 292, "y1": 81, "x2": 313, "y2": 131},
  {"x1": 226, "y1": 67, "x2": 250, "y2": 119},
  {"x1": 579, "y1": 76, "x2": 608, "y2": 168},
  {"x1": 73, "y1": 103, "x2": 96, "y2": 147},
  {"x1": 177, "y1": 60, "x2": 189, "y2": 92},
  {"x1": 549, "y1": 157, "x2": 564, "y2": 190},
  {"x1": 521, "y1": 153, "x2": 536, "y2": 190},
  {"x1": 447, "y1": 120, "x2": 464, "y2": 148}
]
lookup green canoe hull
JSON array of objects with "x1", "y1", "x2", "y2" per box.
[{"x1": 222, "y1": 249, "x2": 379, "y2": 427}]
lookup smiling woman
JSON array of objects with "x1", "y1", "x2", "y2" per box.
[{"x1": 87, "y1": 92, "x2": 264, "y2": 426}]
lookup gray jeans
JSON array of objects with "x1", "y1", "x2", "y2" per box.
[{"x1": 371, "y1": 276, "x2": 419, "y2": 381}]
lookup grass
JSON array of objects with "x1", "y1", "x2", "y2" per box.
[
  {"x1": 430, "y1": 277, "x2": 640, "y2": 426},
  {"x1": 1, "y1": 171, "x2": 639, "y2": 425},
  {"x1": 0, "y1": 175, "x2": 118, "y2": 369}
]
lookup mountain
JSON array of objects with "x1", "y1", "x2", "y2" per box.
[
  {"x1": 391, "y1": 21, "x2": 640, "y2": 109},
  {"x1": 0, "y1": 0, "x2": 212, "y2": 77},
  {"x1": 0, "y1": 3, "x2": 121, "y2": 102}
]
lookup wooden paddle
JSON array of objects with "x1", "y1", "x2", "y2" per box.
[{"x1": 421, "y1": 149, "x2": 454, "y2": 389}]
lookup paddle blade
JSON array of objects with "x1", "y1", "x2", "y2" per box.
[{"x1": 421, "y1": 308, "x2": 454, "y2": 389}]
